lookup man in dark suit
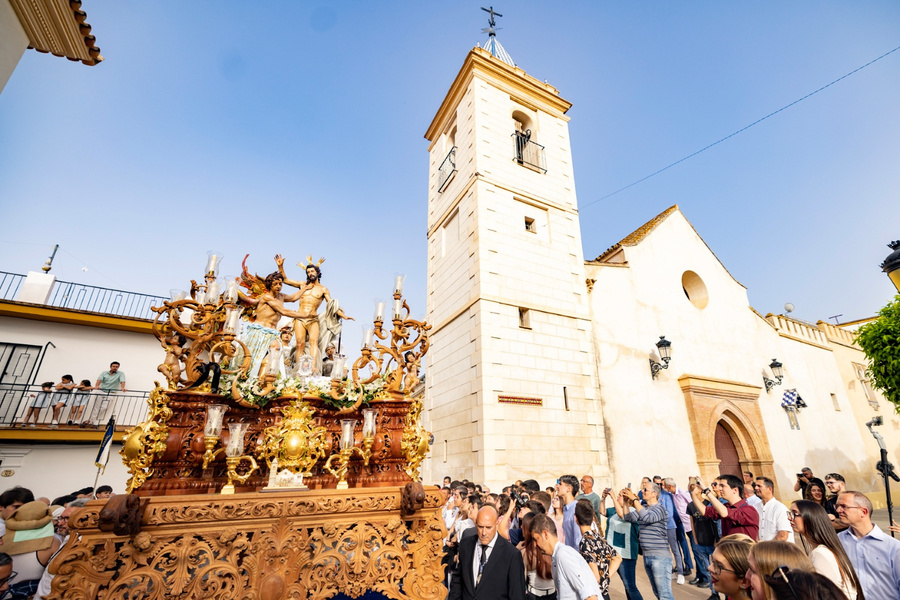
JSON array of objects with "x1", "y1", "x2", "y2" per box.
[{"x1": 449, "y1": 505, "x2": 526, "y2": 600}]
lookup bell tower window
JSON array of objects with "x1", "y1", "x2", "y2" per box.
[{"x1": 512, "y1": 110, "x2": 546, "y2": 173}]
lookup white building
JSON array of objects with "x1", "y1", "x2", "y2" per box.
[
  {"x1": 0, "y1": 270, "x2": 159, "y2": 499},
  {"x1": 422, "y1": 41, "x2": 899, "y2": 505}
]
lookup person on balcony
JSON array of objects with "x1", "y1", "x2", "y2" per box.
[
  {"x1": 50, "y1": 375, "x2": 75, "y2": 428},
  {"x1": 22, "y1": 382, "x2": 54, "y2": 427},
  {"x1": 68, "y1": 380, "x2": 94, "y2": 426},
  {"x1": 83, "y1": 362, "x2": 126, "y2": 427}
]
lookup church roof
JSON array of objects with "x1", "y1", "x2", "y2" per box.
[
  {"x1": 9, "y1": 0, "x2": 103, "y2": 66},
  {"x1": 590, "y1": 203, "x2": 746, "y2": 289},
  {"x1": 593, "y1": 205, "x2": 679, "y2": 261},
  {"x1": 482, "y1": 35, "x2": 514, "y2": 67}
]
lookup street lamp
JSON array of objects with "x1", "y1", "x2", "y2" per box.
[
  {"x1": 763, "y1": 358, "x2": 784, "y2": 393},
  {"x1": 649, "y1": 336, "x2": 673, "y2": 379},
  {"x1": 882, "y1": 241, "x2": 900, "y2": 293}
]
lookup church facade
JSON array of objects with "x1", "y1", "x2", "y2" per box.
[{"x1": 421, "y1": 44, "x2": 897, "y2": 505}]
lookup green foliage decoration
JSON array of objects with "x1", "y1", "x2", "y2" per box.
[{"x1": 856, "y1": 295, "x2": 900, "y2": 411}]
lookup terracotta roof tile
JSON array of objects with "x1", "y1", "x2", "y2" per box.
[
  {"x1": 10, "y1": 0, "x2": 103, "y2": 66},
  {"x1": 593, "y1": 205, "x2": 678, "y2": 262}
]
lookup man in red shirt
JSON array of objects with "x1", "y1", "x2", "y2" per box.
[{"x1": 691, "y1": 474, "x2": 759, "y2": 540}]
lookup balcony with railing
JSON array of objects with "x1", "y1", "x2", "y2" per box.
[
  {"x1": 512, "y1": 132, "x2": 547, "y2": 173},
  {"x1": 0, "y1": 271, "x2": 165, "y2": 320},
  {"x1": 437, "y1": 146, "x2": 458, "y2": 193},
  {"x1": 0, "y1": 383, "x2": 150, "y2": 438}
]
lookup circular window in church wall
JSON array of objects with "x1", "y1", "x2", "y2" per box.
[{"x1": 682, "y1": 270, "x2": 709, "y2": 309}]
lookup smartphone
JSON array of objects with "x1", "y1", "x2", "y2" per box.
[
  {"x1": 604, "y1": 487, "x2": 612, "y2": 495},
  {"x1": 626, "y1": 482, "x2": 631, "y2": 489}
]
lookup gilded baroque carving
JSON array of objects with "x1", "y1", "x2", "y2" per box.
[
  {"x1": 121, "y1": 385, "x2": 173, "y2": 493},
  {"x1": 400, "y1": 396, "x2": 430, "y2": 480},
  {"x1": 48, "y1": 489, "x2": 448, "y2": 600},
  {"x1": 256, "y1": 402, "x2": 328, "y2": 475}
]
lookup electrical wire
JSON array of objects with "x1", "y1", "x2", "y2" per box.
[{"x1": 582, "y1": 43, "x2": 900, "y2": 210}]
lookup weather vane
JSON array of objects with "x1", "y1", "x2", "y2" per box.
[{"x1": 481, "y1": 6, "x2": 502, "y2": 37}]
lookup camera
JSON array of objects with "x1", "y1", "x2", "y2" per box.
[{"x1": 867, "y1": 416, "x2": 884, "y2": 428}]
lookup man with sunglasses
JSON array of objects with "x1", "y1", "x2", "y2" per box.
[{"x1": 836, "y1": 490, "x2": 900, "y2": 599}]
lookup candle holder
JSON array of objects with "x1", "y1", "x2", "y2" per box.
[
  {"x1": 220, "y1": 422, "x2": 258, "y2": 495},
  {"x1": 201, "y1": 404, "x2": 228, "y2": 470},
  {"x1": 324, "y1": 416, "x2": 377, "y2": 490}
]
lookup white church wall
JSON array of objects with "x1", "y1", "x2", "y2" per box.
[{"x1": 589, "y1": 212, "x2": 780, "y2": 484}]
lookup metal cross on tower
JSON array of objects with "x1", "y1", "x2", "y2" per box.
[{"x1": 481, "y1": 6, "x2": 502, "y2": 36}]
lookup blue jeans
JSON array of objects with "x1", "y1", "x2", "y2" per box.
[
  {"x1": 693, "y1": 543, "x2": 715, "y2": 592},
  {"x1": 678, "y1": 529, "x2": 695, "y2": 571},
  {"x1": 643, "y1": 555, "x2": 675, "y2": 600},
  {"x1": 666, "y1": 528, "x2": 684, "y2": 575},
  {"x1": 617, "y1": 558, "x2": 644, "y2": 600}
]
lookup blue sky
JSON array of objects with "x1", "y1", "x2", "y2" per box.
[{"x1": 1, "y1": 1, "x2": 898, "y2": 353}]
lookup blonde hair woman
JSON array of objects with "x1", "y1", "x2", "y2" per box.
[{"x1": 747, "y1": 540, "x2": 814, "y2": 600}]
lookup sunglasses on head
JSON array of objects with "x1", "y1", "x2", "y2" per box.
[{"x1": 767, "y1": 566, "x2": 800, "y2": 600}]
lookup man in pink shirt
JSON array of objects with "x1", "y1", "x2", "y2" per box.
[{"x1": 664, "y1": 478, "x2": 696, "y2": 578}]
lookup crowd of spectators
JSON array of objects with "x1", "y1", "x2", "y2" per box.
[
  {"x1": 438, "y1": 468, "x2": 900, "y2": 600},
  {"x1": 0, "y1": 484, "x2": 113, "y2": 599}
]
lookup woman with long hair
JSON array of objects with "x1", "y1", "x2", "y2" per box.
[
  {"x1": 548, "y1": 493, "x2": 566, "y2": 546},
  {"x1": 765, "y1": 568, "x2": 849, "y2": 600},
  {"x1": 521, "y1": 512, "x2": 557, "y2": 600},
  {"x1": 708, "y1": 537, "x2": 754, "y2": 600},
  {"x1": 747, "y1": 540, "x2": 814, "y2": 600},
  {"x1": 789, "y1": 500, "x2": 862, "y2": 599},
  {"x1": 803, "y1": 481, "x2": 827, "y2": 507}
]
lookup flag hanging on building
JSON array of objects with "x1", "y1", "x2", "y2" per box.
[
  {"x1": 95, "y1": 415, "x2": 116, "y2": 473},
  {"x1": 781, "y1": 388, "x2": 798, "y2": 408}
]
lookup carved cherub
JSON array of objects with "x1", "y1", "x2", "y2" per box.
[{"x1": 157, "y1": 333, "x2": 187, "y2": 388}]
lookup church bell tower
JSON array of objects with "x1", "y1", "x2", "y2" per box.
[{"x1": 422, "y1": 17, "x2": 610, "y2": 487}]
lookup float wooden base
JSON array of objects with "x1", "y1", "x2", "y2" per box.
[{"x1": 48, "y1": 487, "x2": 447, "y2": 600}]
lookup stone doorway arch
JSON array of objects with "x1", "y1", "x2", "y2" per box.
[{"x1": 678, "y1": 374, "x2": 777, "y2": 492}]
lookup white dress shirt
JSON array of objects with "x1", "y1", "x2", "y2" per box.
[
  {"x1": 760, "y1": 497, "x2": 794, "y2": 542},
  {"x1": 472, "y1": 531, "x2": 498, "y2": 585}
]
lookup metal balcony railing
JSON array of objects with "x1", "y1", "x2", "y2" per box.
[
  {"x1": 437, "y1": 146, "x2": 457, "y2": 193},
  {"x1": 0, "y1": 271, "x2": 165, "y2": 320},
  {"x1": 512, "y1": 132, "x2": 547, "y2": 173},
  {"x1": 0, "y1": 383, "x2": 150, "y2": 429}
]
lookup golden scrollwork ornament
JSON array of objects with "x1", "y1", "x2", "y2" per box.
[
  {"x1": 400, "y1": 396, "x2": 431, "y2": 480},
  {"x1": 256, "y1": 402, "x2": 328, "y2": 476},
  {"x1": 121, "y1": 384, "x2": 173, "y2": 493}
]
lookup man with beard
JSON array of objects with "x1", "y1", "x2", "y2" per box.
[
  {"x1": 236, "y1": 271, "x2": 307, "y2": 376},
  {"x1": 276, "y1": 256, "x2": 353, "y2": 371}
]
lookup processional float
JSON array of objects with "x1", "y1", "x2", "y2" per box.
[{"x1": 47, "y1": 253, "x2": 445, "y2": 600}]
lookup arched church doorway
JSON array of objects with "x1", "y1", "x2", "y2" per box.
[{"x1": 715, "y1": 422, "x2": 743, "y2": 477}]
